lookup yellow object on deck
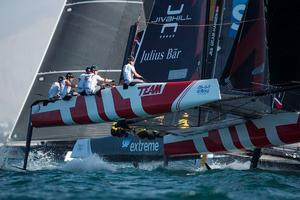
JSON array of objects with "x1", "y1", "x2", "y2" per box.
[{"x1": 178, "y1": 112, "x2": 190, "y2": 129}]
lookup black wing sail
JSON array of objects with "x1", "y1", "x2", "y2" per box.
[
  {"x1": 202, "y1": 0, "x2": 224, "y2": 79},
  {"x1": 9, "y1": 0, "x2": 143, "y2": 141},
  {"x1": 134, "y1": 0, "x2": 208, "y2": 82},
  {"x1": 214, "y1": 0, "x2": 248, "y2": 80},
  {"x1": 214, "y1": 0, "x2": 270, "y2": 118},
  {"x1": 220, "y1": 0, "x2": 267, "y2": 92}
]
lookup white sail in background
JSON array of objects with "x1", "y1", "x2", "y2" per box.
[
  {"x1": 9, "y1": 0, "x2": 144, "y2": 142},
  {"x1": 0, "y1": 0, "x2": 65, "y2": 143}
]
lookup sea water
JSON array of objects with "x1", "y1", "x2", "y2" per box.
[{"x1": 1, "y1": 151, "x2": 300, "y2": 200}]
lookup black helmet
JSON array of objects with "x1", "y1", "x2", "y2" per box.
[
  {"x1": 58, "y1": 76, "x2": 64, "y2": 82},
  {"x1": 128, "y1": 55, "x2": 135, "y2": 62},
  {"x1": 90, "y1": 65, "x2": 97, "y2": 72},
  {"x1": 66, "y1": 73, "x2": 74, "y2": 79},
  {"x1": 85, "y1": 67, "x2": 91, "y2": 73}
]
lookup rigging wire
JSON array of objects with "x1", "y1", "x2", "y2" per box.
[
  {"x1": 237, "y1": 0, "x2": 250, "y2": 43},
  {"x1": 145, "y1": 17, "x2": 265, "y2": 28},
  {"x1": 168, "y1": 98, "x2": 263, "y2": 138}
]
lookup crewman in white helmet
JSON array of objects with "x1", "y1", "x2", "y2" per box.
[
  {"x1": 77, "y1": 67, "x2": 91, "y2": 95},
  {"x1": 123, "y1": 56, "x2": 144, "y2": 89},
  {"x1": 48, "y1": 76, "x2": 65, "y2": 101},
  {"x1": 85, "y1": 65, "x2": 114, "y2": 95}
]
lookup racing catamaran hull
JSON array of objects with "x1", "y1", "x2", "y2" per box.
[
  {"x1": 164, "y1": 112, "x2": 300, "y2": 158},
  {"x1": 31, "y1": 79, "x2": 221, "y2": 127},
  {"x1": 68, "y1": 112, "x2": 300, "y2": 163}
]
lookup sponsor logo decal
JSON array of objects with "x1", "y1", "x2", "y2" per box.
[
  {"x1": 208, "y1": 6, "x2": 220, "y2": 57},
  {"x1": 122, "y1": 138, "x2": 131, "y2": 148},
  {"x1": 197, "y1": 85, "x2": 211, "y2": 94},
  {"x1": 138, "y1": 84, "x2": 163, "y2": 96},
  {"x1": 140, "y1": 48, "x2": 182, "y2": 64},
  {"x1": 121, "y1": 139, "x2": 160, "y2": 152},
  {"x1": 152, "y1": 4, "x2": 192, "y2": 38},
  {"x1": 229, "y1": 0, "x2": 247, "y2": 38}
]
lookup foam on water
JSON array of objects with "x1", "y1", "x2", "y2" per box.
[
  {"x1": 1, "y1": 145, "x2": 253, "y2": 174},
  {"x1": 60, "y1": 156, "x2": 251, "y2": 173},
  {"x1": 61, "y1": 154, "x2": 119, "y2": 172},
  {"x1": 27, "y1": 150, "x2": 59, "y2": 171},
  {"x1": 61, "y1": 155, "x2": 168, "y2": 172},
  {"x1": 137, "y1": 161, "x2": 163, "y2": 171},
  {"x1": 1, "y1": 150, "x2": 300, "y2": 200},
  {"x1": 209, "y1": 160, "x2": 251, "y2": 170},
  {"x1": 0, "y1": 121, "x2": 11, "y2": 145},
  {"x1": 0, "y1": 147, "x2": 10, "y2": 170}
]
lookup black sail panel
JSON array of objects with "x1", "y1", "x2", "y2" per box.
[
  {"x1": 214, "y1": 0, "x2": 249, "y2": 80},
  {"x1": 41, "y1": 1, "x2": 142, "y2": 73},
  {"x1": 220, "y1": 0, "x2": 267, "y2": 92},
  {"x1": 10, "y1": 0, "x2": 143, "y2": 141},
  {"x1": 134, "y1": 0, "x2": 208, "y2": 82},
  {"x1": 209, "y1": 0, "x2": 271, "y2": 118},
  {"x1": 202, "y1": 0, "x2": 224, "y2": 79}
]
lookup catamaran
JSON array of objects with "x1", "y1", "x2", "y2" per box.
[{"x1": 4, "y1": 0, "x2": 300, "y2": 170}]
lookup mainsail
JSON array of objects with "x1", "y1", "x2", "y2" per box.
[
  {"x1": 219, "y1": 0, "x2": 267, "y2": 91},
  {"x1": 9, "y1": 0, "x2": 144, "y2": 141},
  {"x1": 134, "y1": 0, "x2": 208, "y2": 82},
  {"x1": 206, "y1": 0, "x2": 270, "y2": 118},
  {"x1": 213, "y1": 0, "x2": 248, "y2": 80}
]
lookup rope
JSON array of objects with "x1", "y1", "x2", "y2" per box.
[{"x1": 145, "y1": 17, "x2": 265, "y2": 28}]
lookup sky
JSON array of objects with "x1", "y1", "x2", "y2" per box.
[{"x1": 0, "y1": 0, "x2": 65, "y2": 139}]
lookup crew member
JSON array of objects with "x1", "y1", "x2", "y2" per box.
[
  {"x1": 48, "y1": 76, "x2": 65, "y2": 101},
  {"x1": 178, "y1": 112, "x2": 190, "y2": 129},
  {"x1": 77, "y1": 67, "x2": 91, "y2": 95},
  {"x1": 85, "y1": 65, "x2": 114, "y2": 95},
  {"x1": 61, "y1": 73, "x2": 77, "y2": 100},
  {"x1": 123, "y1": 56, "x2": 144, "y2": 88}
]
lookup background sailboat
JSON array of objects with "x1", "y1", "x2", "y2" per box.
[
  {"x1": 0, "y1": 0, "x2": 64, "y2": 143},
  {"x1": 9, "y1": 0, "x2": 145, "y2": 142}
]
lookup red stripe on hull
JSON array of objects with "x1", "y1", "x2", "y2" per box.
[
  {"x1": 203, "y1": 130, "x2": 227, "y2": 152},
  {"x1": 141, "y1": 81, "x2": 191, "y2": 115},
  {"x1": 245, "y1": 121, "x2": 272, "y2": 148},
  {"x1": 228, "y1": 127, "x2": 245, "y2": 150},
  {"x1": 95, "y1": 94, "x2": 110, "y2": 121},
  {"x1": 164, "y1": 140, "x2": 198, "y2": 156},
  {"x1": 111, "y1": 88, "x2": 137, "y2": 119},
  {"x1": 32, "y1": 110, "x2": 64, "y2": 127},
  {"x1": 277, "y1": 116, "x2": 300, "y2": 144},
  {"x1": 70, "y1": 96, "x2": 93, "y2": 124}
]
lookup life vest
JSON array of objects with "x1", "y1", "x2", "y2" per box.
[
  {"x1": 77, "y1": 73, "x2": 87, "y2": 93},
  {"x1": 85, "y1": 74, "x2": 95, "y2": 95},
  {"x1": 61, "y1": 80, "x2": 72, "y2": 98},
  {"x1": 48, "y1": 81, "x2": 65, "y2": 99},
  {"x1": 178, "y1": 118, "x2": 189, "y2": 129}
]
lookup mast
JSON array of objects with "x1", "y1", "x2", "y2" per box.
[
  {"x1": 198, "y1": 0, "x2": 225, "y2": 126},
  {"x1": 119, "y1": 23, "x2": 138, "y2": 84}
]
